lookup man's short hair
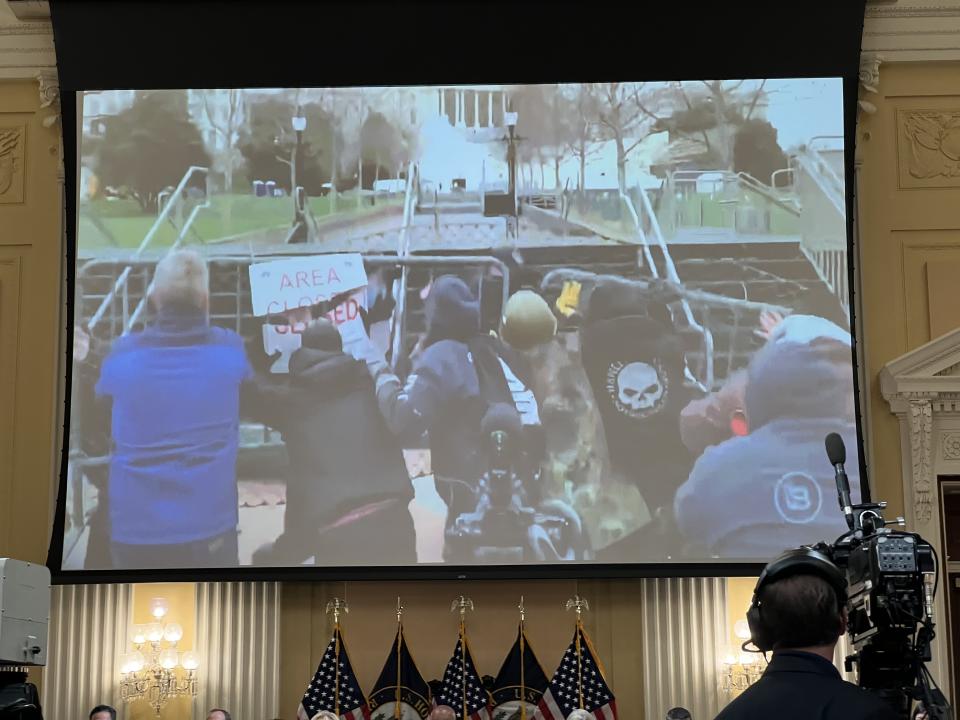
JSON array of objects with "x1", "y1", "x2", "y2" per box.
[
  {"x1": 758, "y1": 573, "x2": 844, "y2": 649},
  {"x1": 89, "y1": 706, "x2": 117, "y2": 720},
  {"x1": 151, "y1": 249, "x2": 210, "y2": 312},
  {"x1": 207, "y1": 710, "x2": 232, "y2": 720},
  {"x1": 666, "y1": 708, "x2": 692, "y2": 720}
]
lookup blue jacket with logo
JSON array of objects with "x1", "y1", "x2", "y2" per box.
[
  {"x1": 674, "y1": 318, "x2": 860, "y2": 559},
  {"x1": 95, "y1": 309, "x2": 251, "y2": 545}
]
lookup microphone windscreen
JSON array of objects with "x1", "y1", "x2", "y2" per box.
[{"x1": 825, "y1": 432, "x2": 846, "y2": 465}]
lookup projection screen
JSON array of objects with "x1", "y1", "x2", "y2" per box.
[{"x1": 62, "y1": 79, "x2": 857, "y2": 572}]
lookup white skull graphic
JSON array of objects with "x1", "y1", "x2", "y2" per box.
[{"x1": 615, "y1": 361, "x2": 664, "y2": 415}]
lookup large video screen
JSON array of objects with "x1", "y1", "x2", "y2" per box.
[{"x1": 63, "y1": 79, "x2": 856, "y2": 572}]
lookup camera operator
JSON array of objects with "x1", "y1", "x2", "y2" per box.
[{"x1": 716, "y1": 549, "x2": 899, "y2": 720}]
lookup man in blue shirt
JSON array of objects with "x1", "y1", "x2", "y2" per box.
[{"x1": 95, "y1": 249, "x2": 251, "y2": 568}]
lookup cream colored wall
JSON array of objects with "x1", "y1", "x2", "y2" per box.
[
  {"x1": 858, "y1": 61, "x2": 960, "y2": 516},
  {"x1": 0, "y1": 76, "x2": 64, "y2": 695}
]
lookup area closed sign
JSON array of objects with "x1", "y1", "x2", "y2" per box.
[{"x1": 248, "y1": 253, "x2": 368, "y2": 317}]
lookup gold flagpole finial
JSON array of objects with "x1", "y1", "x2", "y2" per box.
[
  {"x1": 519, "y1": 596, "x2": 526, "y2": 624},
  {"x1": 450, "y1": 595, "x2": 474, "y2": 623},
  {"x1": 325, "y1": 598, "x2": 349, "y2": 626},
  {"x1": 565, "y1": 595, "x2": 589, "y2": 623},
  {"x1": 396, "y1": 596, "x2": 403, "y2": 624}
]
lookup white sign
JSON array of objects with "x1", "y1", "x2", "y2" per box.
[
  {"x1": 248, "y1": 253, "x2": 367, "y2": 317},
  {"x1": 262, "y1": 324, "x2": 302, "y2": 374},
  {"x1": 261, "y1": 289, "x2": 369, "y2": 373}
]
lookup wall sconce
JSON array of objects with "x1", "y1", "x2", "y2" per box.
[{"x1": 119, "y1": 597, "x2": 198, "y2": 715}]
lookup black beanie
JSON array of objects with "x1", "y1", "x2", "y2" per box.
[{"x1": 300, "y1": 318, "x2": 343, "y2": 353}]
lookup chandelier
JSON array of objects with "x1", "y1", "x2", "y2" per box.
[{"x1": 119, "y1": 597, "x2": 199, "y2": 715}]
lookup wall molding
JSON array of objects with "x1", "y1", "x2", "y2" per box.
[
  {"x1": 863, "y1": 1, "x2": 960, "y2": 61},
  {"x1": 879, "y1": 325, "x2": 960, "y2": 699}
]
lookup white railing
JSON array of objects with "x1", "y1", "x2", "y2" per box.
[
  {"x1": 622, "y1": 189, "x2": 715, "y2": 391},
  {"x1": 86, "y1": 166, "x2": 211, "y2": 335},
  {"x1": 390, "y1": 163, "x2": 421, "y2": 365}
]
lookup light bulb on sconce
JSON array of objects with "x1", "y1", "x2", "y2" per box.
[
  {"x1": 163, "y1": 623, "x2": 183, "y2": 644},
  {"x1": 158, "y1": 649, "x2": 179, "y2": 670},
  {"x1": 129, "y1": 651, "x2": 145, "y2": 673},
  {"x1": 129, "y1": 624, "x2": 147, "y2": 646},
  {"x1": 722, "y1": 652, "x2": 737, "y2": 666},
  {"x1": 181, "y1": 651, "x2": 200, "y2": 672},
  {"x1": 150, "y1": 597, "x2": 169, "y2": 620},
  {"x1": 145, "y1": 622, "x2": 164, "y2": 643}
]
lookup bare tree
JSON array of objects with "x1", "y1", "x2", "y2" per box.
[
  {"x1": 591, "y1": 82, "x2": 667, "y2": 195},
  {"x1": 560, "y1": 84, "x2": 601, "y2": 192},
  {"x1": 200, "y1": 88, "x2": 246, "y2": 193}
]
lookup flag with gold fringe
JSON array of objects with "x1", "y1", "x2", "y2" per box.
[
  {"x1": 534, "y1": 624, "x2": 616, "y2": 720},
  {"x1": 437, "y1": 623, "x2": 491, "y2": 720},
  {"x1": 369, "y1": 624, "x2": 432, "y2": 720},
  {"x1": 298, "y1": 626, "x2": 370, "y2": 720},
  {"x1": 491, "y1": 622, "x2": 549, "y2": 720}
]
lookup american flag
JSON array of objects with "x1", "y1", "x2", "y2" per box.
[
  {"x1": 437, "y1": 631, "x2": 492, "y2": 720},
  {"x1": 298, "y1": 627, "x2": 371, "y2": 720},
  {"x1": 535, "y1": 625, "x2": 617, "y2": 720}
]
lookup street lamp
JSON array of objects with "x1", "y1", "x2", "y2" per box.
[
  {"x1": 504, "y1": 110, "x2": 519, "y2": 235},
  {"x1": 290, "y1": 106, "x2": 307, "y2": 242}
]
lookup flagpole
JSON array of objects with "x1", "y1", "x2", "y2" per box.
[
  {"x1": 396, "y1": 597, "x2": 403, "y2": 720},
  {"x1": 565, "y1": 595, "x2": 590, "y2": 711},
  {"x1": 327, "y1": 598, "x2": 349, "y2": 718},
  {"x1": 451, "y1": 596, "x2": 474, "y2": 720},
  {"x1": 519, "y1": 596, "x2": 527, "y2": 720}
]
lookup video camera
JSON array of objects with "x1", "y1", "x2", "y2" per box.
[
  {"x1": 443, "y1": 403, "x2": 588, "y2": 564},
  {"x1": 0, "y1": 559, "x2": 49, "y2": 720},
  {"x1": 810, "y1": 434, "x2": 949, "y2": 720}
]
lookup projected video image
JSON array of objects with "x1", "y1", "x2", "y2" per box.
[{"x1": 64, "y1": 80, "x2": 855, "y2": 571}]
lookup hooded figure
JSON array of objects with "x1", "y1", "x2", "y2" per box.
[
  {"x1": 578, "y1": 278, "x2": 694, "y2": 513},
  {"x1": 363, "y1": 276, "x2": 542, "y2": 522},
  {"x1": 245, "y1": 317, "x2": 415, "y2": 566},
  {"x1": 673, "y1": 315, "x2": 859, "y2": 559}
]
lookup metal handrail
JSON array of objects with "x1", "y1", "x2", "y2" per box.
[
  {"x1": 391, "y1": 164, "x2": 421, "y2": 364},
  {"x1": 87, "y1": 166, "x2": 210, "y2": 332},
  {"x1": 625, "y1": 189, "x2": 715, "y2": 391},
  {"x1": 770, "y1": 168, "x2": 795, "y2": 189},
  {"x1": 620, "y1": 192, "x2": 658, "y2": 274},
  {"x1": 123, "y1": 199, "x2": 212, "y2": 333},
  {"x1": 734, "y1": 172, "x2": 801, "y2": 216},
  {"x1": 794, "y1": 149, "x2": 844, "y2": 218}
]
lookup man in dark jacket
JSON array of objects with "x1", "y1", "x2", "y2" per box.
[
  {"x1": 716, "y1": 571, "x2": 897, "y2": 720},
  {"x1": 246, "y1": 317, "x2": 415, "y2": 566},
  {"x1": 359, "y1": 276, "x2": 542, "y2": 524},
  {"x1": 674, "y1": 315, "x2": 859, "y2": 558}
]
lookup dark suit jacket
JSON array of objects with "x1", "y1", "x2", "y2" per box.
[{"x1": 715, "y1": 651, "x2": 900, "y2": 720}]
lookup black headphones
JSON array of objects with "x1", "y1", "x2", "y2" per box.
[{"x1": 746, "y1": 546, "x2": 848, "y2": 653}]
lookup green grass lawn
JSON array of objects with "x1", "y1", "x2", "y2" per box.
[{"x1": 78, "y1": 193, "x2": 402, "y2": 249}]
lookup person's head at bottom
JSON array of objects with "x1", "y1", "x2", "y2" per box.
[
  {"x1": 749, "y1": 566, "x2": 845, "y2": 659},
  {"x1": 149, "y1": 248, "x2": 210, "y2": 317},
  {"x1": 89, "y1": 706, "x2": 116, "y2": 720},
  {"x1": 666, "y1": 708, "x2": 692, "y2": 720},
  {"x1": 207, "y1": 709, "x2": 232, "y2": 720}
]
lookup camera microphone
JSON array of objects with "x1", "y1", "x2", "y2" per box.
[{"x1": 825, "y1": 432, "x2": 855, "y2": 531}]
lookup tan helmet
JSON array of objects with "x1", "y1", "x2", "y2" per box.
[{"x1": 501, "y1": 289, "x2": 557, "y2": 350}]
